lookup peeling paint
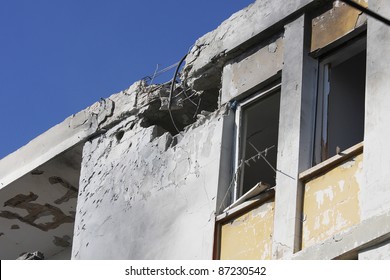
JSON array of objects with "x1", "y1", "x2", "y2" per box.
[
  {"x1": 0, "y1": 192, "x2": 74, "y2": 231},
  {"x1": 311, "y1": 1, "x2": 368, "y2": 51},
  {"x1": 268, "y1": 42, "x2": 278, "y2": 53},
  {"x1": 53, "y1": 235, "x2": 71, "y2": 247},
  {"x1": 72, "y1": 108, "x2": 225, "y2": 259},
  {"x1": 49, "y1": 176, "x2": 78, "y2": 204},
  {"x1": 220, "y1": 198, "x2": 275, "y2": 260},
  {"x1": 302, "y1": 153, "x2": 363, "y2": 249},
  {"x1": 221, "y1": 36, "x2": 284, "y2": 104}
]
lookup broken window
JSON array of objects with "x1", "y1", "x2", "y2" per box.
[
  {"x1": 314, "y1": 36, "x2": 366, "y2": 164},
  {"x1": 233, "y1": 85, "x2": 281, "y2": 202}
]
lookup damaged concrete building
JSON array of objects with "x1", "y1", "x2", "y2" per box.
[{"x1": 1, "y1": 0, "x2": 390, "y2": 260}]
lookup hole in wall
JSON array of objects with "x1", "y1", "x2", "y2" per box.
[
  {"x1": 140, "y1": 87, "x2": 219, "y2": 135},
  {"x1": 115, "y1": 130, "x2": 125, "y2": 142}
]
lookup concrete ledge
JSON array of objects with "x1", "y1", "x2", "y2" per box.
[
  {"x1": 299, "y1": 142, "x2": 363, "y2": 182},
  {"x1": 290, "y1": 209, "x2": 390, "y2": 259},
  {"x1": 216, "y1": 190, "x2": 275, "y2": 223}
]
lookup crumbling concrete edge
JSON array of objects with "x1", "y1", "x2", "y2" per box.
[
  {"x1": 183, "y1": 0, "x2": 328, "y2": 91},
  {"x1": 0, "y1": 81, "x2": 144, "y2": 189},
  {"x1": 289, "y1": 210, "x2": 390, "y2": 259}
]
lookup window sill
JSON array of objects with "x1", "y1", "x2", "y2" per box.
[
  {"x1": 299, "y1": 142, "x2": 363, "y2": 182},
  {"x1": 216, "y1": 189, "x2": 274, "y2": 223}
]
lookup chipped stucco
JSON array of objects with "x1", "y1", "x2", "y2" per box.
[
  {"x1": 221, "y1": 36, "x2": 283, "y2": 104},
  {"x1": 2, "y1": 0, "x2": 390, "y2": 261},
  {"x1": 302, "y1": 153, "x2": 363, "y2": 249},
  {"x1": 183, "y1": 0, "x2": 319, "y2": 92},
  {"x1": 72, "y1": 107, "x2": 229, "y2": 259},
  {"x1": 220, "y1": 198, "x2": 274, "y2": 260},
  {"x1": 311, "y1": 0, "x2": 368, "y2": 51}
]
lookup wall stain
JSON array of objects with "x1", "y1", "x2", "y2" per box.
[
  {"x1": 49, "y1": 176, "x2": 78, "y2": 204},
  {"x1": 302, "y1": 153, "x2": 362, "y2": 249},
  {"x1": 220, "y1": 198, "x2": 275, "y2": 260},
  {"x1": 53, "y1": 235, "x2": 71, "y2": 247},
  {"x1": 311, "y1": 0, "x2": 368, "y2": 51},
  {"x1": 0, "y1": 192, "x2": 74, "y2": 231},
  {"x1": 31, "y1": 169, "x2": 44, "y2": 175}
]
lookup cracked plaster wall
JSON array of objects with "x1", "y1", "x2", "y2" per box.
[{"x1": 72, "y1": 108, "x2": 228, "y2": 259}]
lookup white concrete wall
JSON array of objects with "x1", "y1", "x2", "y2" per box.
[
  {"x1": 361, "y1": 0, "x2": 390, "y2": 220},
  {"x1": 272, "y1": 14, "x2": 317, "y2": 259},
  {"x1": 72, "y1": 110, "x2": 227, "y2": 259},
  {"x1": 355, "y1": 0, "x2": 390, "y2": 259}
]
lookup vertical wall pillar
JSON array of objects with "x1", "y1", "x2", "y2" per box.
[
  {"x1": 359, "y1": 0, "x2": 390, "y2": 259},
  {"x1": 272, "y1": 14, "x2": 317, "y2": 259},
  {"x1": 361, "y1": 0, "x2": 390, "y2": 221}
]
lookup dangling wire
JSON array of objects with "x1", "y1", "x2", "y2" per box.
[
  {"x1": 247, "y1": 142, "x2": 296, "y2": 181},
  {"x1": 167, "y1": 53, "x2": 188, "y2": 134},
  {"x1": 339, "y1": 0, "x2": 390, "y2": 26},
  {"x1": 142, "y1": 62, "x2": 180, "y2": 84}
]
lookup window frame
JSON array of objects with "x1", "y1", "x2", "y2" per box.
[
  {"x1": 232, "y1": 83, "x2": 281, "y2": 202},
  {"x1": 313, "y1": 35, "x2": 367, "y2": 165}
]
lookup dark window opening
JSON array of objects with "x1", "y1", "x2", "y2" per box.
[
  {"x1": 314, "y1": 39, "x2": 366, "y2": 164},
  {"x1": 234, "y1": 87, "x2": 280, "y2": 200}
]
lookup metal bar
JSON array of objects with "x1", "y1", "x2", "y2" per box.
[{"x1": 340, "y1": 0, "x2": 390, "y2": 26}]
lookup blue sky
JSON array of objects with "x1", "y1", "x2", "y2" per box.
[{"x1": 0, "y1": 0, "x2": 253, "y2": 159}]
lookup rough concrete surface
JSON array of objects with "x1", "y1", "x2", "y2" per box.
[
  {"x1": 72, "y1": 108, "x2": 228, "y2": 259},
  {"x1": 272, "y1": 14, "x2": 316, "y2": 259},
  {"x1": 183, "y1": 0, "x2": 321, "y2": 92},
  {"x1": 221, "y1": 36, "x2": 284, "y2": 104},
  {"x1": 2, "y1": 0, "x2": 390, "y2": 261},
  {"x1": 291, "y1": 209, "x2": 390, "y2": 260},
  {"x1": 311, "y1": 0, "x2": 368, "y2": 51},
  {"x1": 361, "y1": 0, "x2": 390, "y2": 221}
]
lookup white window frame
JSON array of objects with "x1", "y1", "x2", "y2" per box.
[{"x1": 232, "y1": 83, "x2": 281, "y2": 202}]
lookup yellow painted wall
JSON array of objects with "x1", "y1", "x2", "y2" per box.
[
  {"x1": 220, "y1": 198, "x2": 274, "y2": 260},
  {"x1": 302, "y1": 153, "x2": 363, "y2": 249},
  {"x1": 311, "y1": 0, "x2": 368, "y2": 51}
]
